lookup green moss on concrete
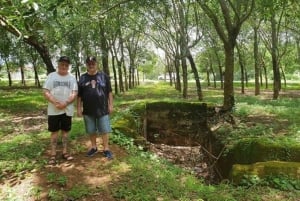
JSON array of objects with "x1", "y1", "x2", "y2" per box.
[
  {"x1": 112, "y1": 102, "x2": 146, "y2": 138},
  {"x1": 228, "y1": 138, "x2": 300, "y2": 164},
  {"x1": 230, "y1": 161, "x2": 300, "y2": 183},
  {"x1": 113, "y1": 116, "x2": 138, "y2": 137},
  {"x1": 146, "y1": 101, "x2": 207, "y2": 112}
]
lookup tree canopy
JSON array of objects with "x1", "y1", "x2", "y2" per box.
[{"x1": 1, "y1": 0, "x2": 300, "y2": 110}]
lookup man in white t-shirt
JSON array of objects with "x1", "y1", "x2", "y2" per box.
[{"x1": 43, "y1": 56, "x2": 78, "y2": 164}]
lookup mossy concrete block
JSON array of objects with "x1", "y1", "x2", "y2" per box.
[
  {"x1": 229, "y1": 138, "x2": 300, "y2": 164},
  {"x1": 230, "y1": 161, "x2": 300, "y2": 183},
  {"x1": 113, "y1": 114, "x2": 139, "y2": 138},
  {"x1": 112, "y1": 102, "x2": 147, "y2": 138}
]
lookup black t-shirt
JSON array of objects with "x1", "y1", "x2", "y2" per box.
[{"x1": 78, "y1": 72, "x2": 112, "y2": 117}]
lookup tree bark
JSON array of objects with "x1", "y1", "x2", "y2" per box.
[
  {"x1": 181, "y1": 56, "x2": 188, "y2": 99},
  {"x1": 187, "y1": 53, "x2": 203, "y2": 101},
  {"x1": 253, "y1": 26, "x2": 260, "y2": 95},
  {"x1": 271, "y1": 13, "x2": 280, "y2": 99},
  {"x1": 25, "y1": 36, "x2": 55, "y2": 74},
  {"x1": 4, "y1": 58, "x2": 12, "y2": 87},
  {"x1": 99, "y1": 23, "x2": 110, "y2": 75},
  {"x1": 236, "y1": 44, "x2": 245, "y2": 94},
  {"x1": 223, "y1": 44, "x2": 235, "y2": 111}
]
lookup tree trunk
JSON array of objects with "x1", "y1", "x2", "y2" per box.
[
  {"x1": 206, "y1": 63, "x2": 211, "y2": 87},
  {"x1": 75, "y1": 62, "x2": 81, "y2": 81},
  {"x1": 99, "y1": 23, "x2": 109, "y2": 75},
  {"x1": 214, "y1": 49, "x2": 224, "y2": 89},
  {"x1": 119, "y1": 36, "x2": 126, "y2": 92},
  {"x1": 187, "y1": 53, "x2": 203, "y2": 101},
  {"x1": 245, "y1": 67, "x2": 248, "y2": 87},
  {"x1": 236, "y1": 44, "x2": 245, "y2": 94},
  {"x1": 223, "y1": 44, "x2": 235, "y2": 111},
  {"x1": 271, "y1": 13, "x2": 280, "y2": 99},
  {"x1": 111, "y1": 55, "x2": 119, "y2": 95},
  {"x1": 261, "y1": 59, "x2": 268, "y2": 89},
  {"x1": 128, "y1": 57, "x2": 135, "y2": 89},
  {"x1": 5, "y1": 59, "x2": 12, "y2": 87},
  {"x1": 33, "y1": 62, "x2": 41, "y2": 87},
  {"x1": 29, "y1": 48, "x2": 41, "y2": 87},
  {"x1": 24, "y1": 37, "x2": 54, "y2": 74},
  {"x1": 174, "y1": 56, "x2": 181, "y2": 92},
  {"x1": 253, "y1": 26, "x2": 260, "y2": 95},
  {"x1": 280, "y1": 64, "x2": 287, "y2": 88},
  {"x1": 122, "y1": 62, "x2": 128, "y2": 91},
  {"x1": 181, "y1": 57, "x2": 188, "y2": 99},
  {"x1": 136, "y1": 67, "x2": 139, "y2": 86},
  {"x1": 210, "y1": 61, "x2": 217, "y2": 88},
  {"x1": 214, "y1": 50, "x2": 224, "y2": 89},
  {"x1": 117, "y1": 60, "x2": 124, "y2": 92},
  {"x1": 20, "y1": 62, "x2": 26, "y2": 86},
  {"x1": 296, "y1": 36, "x2": 300, "y2": 63}
]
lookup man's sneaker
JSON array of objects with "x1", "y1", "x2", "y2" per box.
[
  {"x1": 103, "y1": 150, "x2": 113, "y2": 160},
  {"x1": 86, "y1": 148, "x2": 98, "y2": 157}
]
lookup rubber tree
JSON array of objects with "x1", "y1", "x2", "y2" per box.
[
  {"x1": 0, "y1": 1, "x2": 56, "y2": 74},
  {"x1": 0, "y1": 31, "x2": 13, "y2": 86},
  {"x1": 197, "y1": 0, "x2": 254, "y2": 111},
  {"x1": 257, "y1": 0, "x2": 297, "y2": 99},
  {"x1": 172, "y1": 0, "x2": 203, "y2": 100}
]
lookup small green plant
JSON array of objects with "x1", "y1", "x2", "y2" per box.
[
  {"x1": 57, "y1": 175, "x2": 68, "y2": 187},
  {"x1": 111, "y1": 129, "x2": 134, "y2": 148},
  {"x1": 66, "y1": 184, "x2": 92, "y2": 200},
  {"x1": 264, "y1": 175, "x2": 300, "y2": 191},
  {"x1": 47, "y1": 173, "x2": 68, "y2": 187},
  {"x1": 30, "y1": 186, "x2": 43, "y2": 200},
  {"x1": 73, "y1": 143, "x2": 86, "y2": 153},
  {"x1": 239, "y1": 175, "x2": 261, "y2": 187},
  {"x1": 239, "y1": 174, "x2": 300, "y2": 191},
  {"x1": 48, "y1": 189, "x2": 63, "y2": 201},
  {"x1": 46, "y1": 172, "x2": 57, "y2": 183}
]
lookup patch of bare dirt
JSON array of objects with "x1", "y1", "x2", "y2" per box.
[{"x1": 0, "y1": 112, "x2": 47, "y2": 139}]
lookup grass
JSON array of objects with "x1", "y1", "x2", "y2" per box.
[{"x1": 0, "y1": 81, "x2": 300, "y2": 200}]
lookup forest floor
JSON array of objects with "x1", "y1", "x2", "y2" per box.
[
  {"x1": 0, "y1": 116, "x2": 208, "y2": 201},
  {"x1": 1, "y1": 87, "x2": 300, "y2": 200},
  {"x1": 0, "y1": 117, "x2": 128, "y2": 200}
]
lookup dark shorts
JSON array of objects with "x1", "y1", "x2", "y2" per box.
[{"x1": 48, "y1": 113, "x2": 72, "y2": 132}]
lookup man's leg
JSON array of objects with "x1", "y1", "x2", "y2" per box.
[
  {"x1": 84, "y1": 115, "x2": 98, "y2": 156},
  {"x1": 50, "y1": 131, "x2": 58, "y2": 156},
  {"x1": 98, "y1": 115, "x2": 113, "y2": 159},
  {"x1": 102, "y1": 133, "x2": 109, "y2": 151},
  {"x1": 61, "y1": 131, "x2": 69, "y2": 154},
  {"x1": 61, "y1": 130, "x2": 73, "y2": 160},
  {"x1": 102, "y1": 133, "x2": 113, "y2": 159},
  {"x1": 86, "y1": 133, "x2": 98, "y2": 156},
  {"x1": 90, "y1": 133, "x2": 97, "y2": 149},
  {"x1": 49, "y1": 131, "x2": 59, "y2": 164}
]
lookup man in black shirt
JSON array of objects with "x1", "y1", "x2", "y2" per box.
[{"x1": 77, "y1": 56, "x2": 113, "y2": 159}]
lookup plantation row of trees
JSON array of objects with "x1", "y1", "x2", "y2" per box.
[{"x1": 0, "y1": 0, "x2": 300, "y2": 110}]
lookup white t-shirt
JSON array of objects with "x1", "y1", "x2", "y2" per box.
[{"x1": 43, "y1": 72, "x2": 78, "y2": 116}]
